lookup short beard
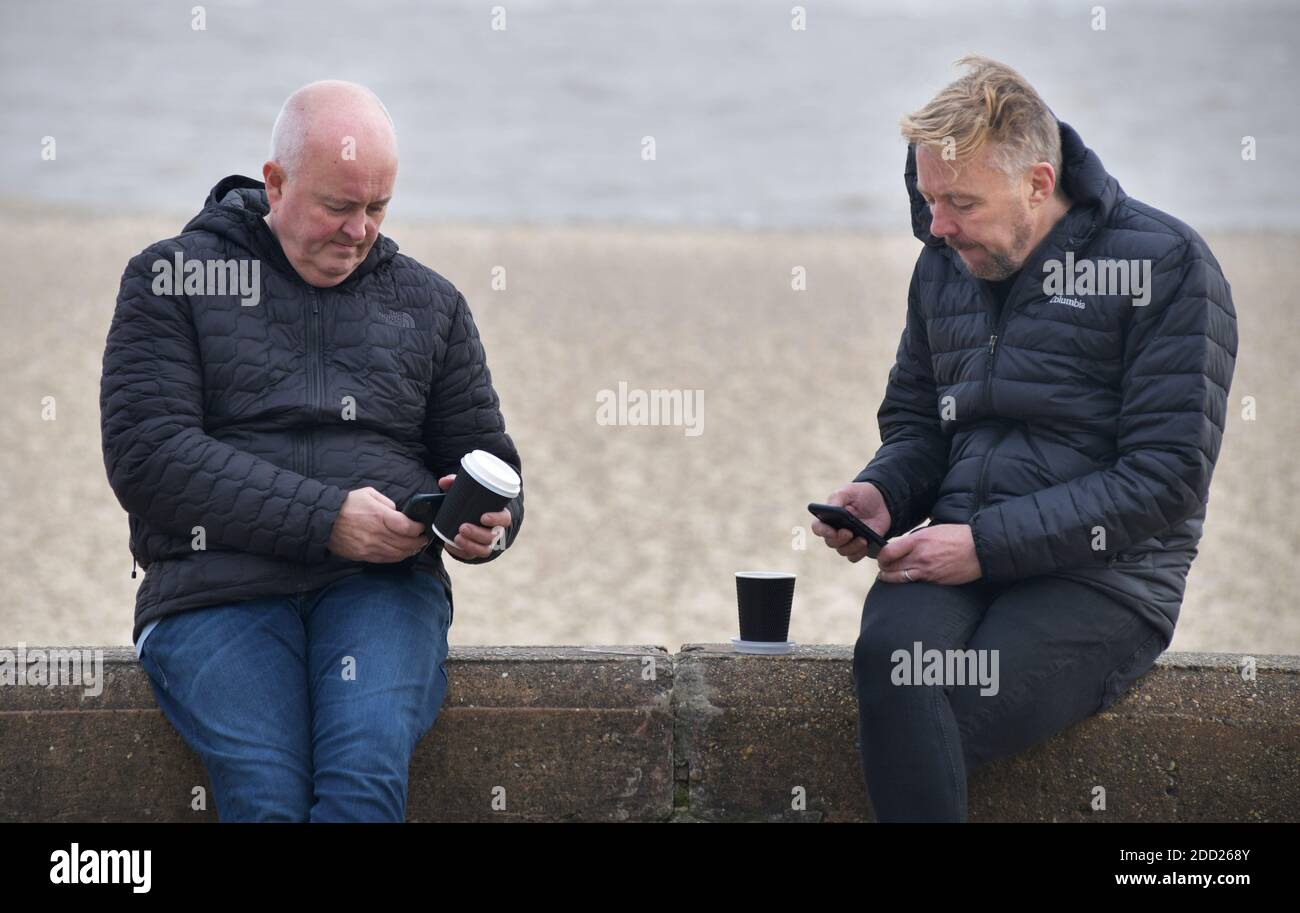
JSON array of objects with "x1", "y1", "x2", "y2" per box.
[{"x1": 956, "y1": 210, "x2": 1033, "y2": 280}]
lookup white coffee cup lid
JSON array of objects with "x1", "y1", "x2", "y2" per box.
[
  {"x1": 731, "y1": 637, "x2": 796, "y2": 655},
  {"x1": 735, "y1": 571, "x2": 795, "y2": 579},
  {"x1": 460, "y1": 449, "x2": 521, "y2": 498}
]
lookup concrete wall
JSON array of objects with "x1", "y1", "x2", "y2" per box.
[{"x1": 1, "y1": 645, "x2": 1295, "y2": 821}]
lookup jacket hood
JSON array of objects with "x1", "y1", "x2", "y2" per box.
[
  {"x1": 181, "y1": 175, "x2": 399, "y2": 286},
  {"x1": 905, "y1": 119, "x2": 1124, "y2": 251}
]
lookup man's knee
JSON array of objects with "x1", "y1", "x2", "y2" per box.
[
  {"x1": 853, "y1": 622, "x2": 913, "y2": 704},
  {"x1": 212, "y1": 761, "x2": 313, "y2": 822},
  {"x1": 313, "y1": 695, "x2": 436, "y2": 786},
  {"x1": 311, "y1": 718, "x2": 416, "y2": 822}
]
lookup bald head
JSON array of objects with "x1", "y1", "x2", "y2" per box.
[
  {"x1": 269, "y1": 80, "x2": 397, "y2": 180},
  {"x1": 262, "y1": 80, "x2": 399, "y2": 287}
]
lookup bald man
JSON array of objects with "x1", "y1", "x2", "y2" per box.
[{"x1": 101, "y1": 80, "x2": 525, "y2": 821}]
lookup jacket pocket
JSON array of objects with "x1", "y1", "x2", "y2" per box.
[
  {"x1": 1021, "y1": 425, "x2": 1051, "y2": 473},
  {"x1": 1107, "y1": 548, "x2": 1154, "y2": 568}
]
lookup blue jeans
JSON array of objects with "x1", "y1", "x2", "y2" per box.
[
  {"x1": 137, "y1": 567, "x2": 452, "y2": 822},
  {"x1": 852, "y1": 575, "x2": 1167, "y2": 823}
]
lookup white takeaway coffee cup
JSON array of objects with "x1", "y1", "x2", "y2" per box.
[{"x1": 431, "y1": 450, "x2": 521, "y2": 547}]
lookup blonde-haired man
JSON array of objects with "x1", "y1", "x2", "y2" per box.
[{"x1": 813, "y1": 56, "x2": 1236, "y2": 821}]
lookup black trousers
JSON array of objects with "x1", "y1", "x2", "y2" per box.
[{"x1": 851, "y1": 575, "x2": 1166, "y2": 822}]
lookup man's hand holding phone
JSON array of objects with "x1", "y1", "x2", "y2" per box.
[
  {"x1": 327, "y1": 486, "x2": 432, "y2": 563},
  {"x1": 811, "y1": 482, "x2": 892, "y2": 563}
]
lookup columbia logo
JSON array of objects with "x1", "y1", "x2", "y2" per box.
[
  {"x1": 377, "y1": 308, "x2": 415, "y2": 328},
  {"x1": 1048, "y1": 294, "x2": 1086, "y2": 310}
]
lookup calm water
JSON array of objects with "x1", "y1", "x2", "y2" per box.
[{"x1": 2, "y1": 0, "x2": 1296, "y2": 230}]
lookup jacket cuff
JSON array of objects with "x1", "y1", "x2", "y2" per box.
[
  {"x1": 968, "y1": 508, "x2": 1015, "y2": 580},
  {"x1": 307, "y1": 484, "x2": 350, "y2": 564},
  {"x1": 851, "y1": 469, "x2": 906, "y2": 539}
]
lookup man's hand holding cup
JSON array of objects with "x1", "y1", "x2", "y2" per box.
[{"x1": 435, "y1": 473, "x2": 512, "y2": 560}]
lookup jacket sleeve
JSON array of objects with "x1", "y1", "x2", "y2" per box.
[
  {"x1": 969, "y1": 238, "x2": 1237, "y2": 579},
  {"x1": 852, "y1": 262, "x2": 951, "y2": 537},
  {"x1": 100, "y1": 243, "x2": 348, "y2": 564},
  {"x1": 423, "y1": 289, "x2": 524, "y2": 564}
]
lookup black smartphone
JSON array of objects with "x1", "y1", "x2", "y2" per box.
[
  {"x1": 807, "y1": 502, "x2": 888, "y2": 557},
  {"x1": 401, "y1": 492, "x2": 447, "y2": 528}
]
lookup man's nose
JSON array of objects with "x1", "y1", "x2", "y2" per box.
[
  {"x1": 928, "y1": 204, "x2": 957, "y2": 239},
  {"x1": 341, "y1": 210, "x2": 367, "y2": 241}
]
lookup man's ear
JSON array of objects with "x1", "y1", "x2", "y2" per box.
[
  {"x1": 1027, "y1": 161, "x2": 1056, "y2": 207},
  {"x1": 262, "y1": 161, "x2": 285, "y2": 206}
]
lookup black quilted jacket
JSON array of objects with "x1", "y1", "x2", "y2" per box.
[
  {"x1": 854, "y1": 121, "x2": 1237, "y2": 647},
  {"x1": 101, "y1": 176, "x2": 524, "y2": 643}
]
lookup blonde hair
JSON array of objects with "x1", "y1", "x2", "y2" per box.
[{"x1": 900, "y1": 55, "x2": 1061, "y2": 186}]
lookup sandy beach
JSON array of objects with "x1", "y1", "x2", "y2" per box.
[{"x1": 0, "y1": 205, "x2": 1294, "y2": 654}]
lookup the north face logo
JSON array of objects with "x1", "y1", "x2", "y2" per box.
[{"x1": 377, "y1": 308, "x2": 415, "y2": 328}]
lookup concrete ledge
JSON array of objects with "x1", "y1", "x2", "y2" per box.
[
  {"x1": 674, "y1": 646, "x2": 1299, "y2": 822},
  {"x1": 0, "y1": 645, "x2": 1295, "y2": 821}
]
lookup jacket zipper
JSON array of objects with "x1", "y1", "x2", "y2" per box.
[
  {"x1": 300, "y1": 288, "x2": 322, "y2": 590},
  {"x1": 971, "y1": 270, "x2": 1028, "y2": 513},
  {"x1": 307, "y1": 287, "x2": 320, "y2": 477},
  {"x1": 313, "y1": 289, "x2": 325, "y2": 413},
  {"x1": 976, "y1": 268, "x2": 1030, "y2": 407},
  {"x1": 969, "y1": 223, "x2": 1091, "y2": 517},
  {"x1": 974, "y1": 424, "x2": 1012, "y2": 512},
  {"x1": 305, "y1": 288, "x2": 315, "y2": 422}
]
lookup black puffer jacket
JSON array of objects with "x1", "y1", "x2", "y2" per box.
[
  {"x1": 855, "y1": 121, "x2": 1236, "y2": 647},
  {"x1": 101, "y1": 176, "x2": 524, "y2": 643}
]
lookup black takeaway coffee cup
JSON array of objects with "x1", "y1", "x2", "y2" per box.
[
  {"x1": 431, "y1": 450, "x2": 522, "y2": 549},
  {"x1": 735, "y1": 571, "x2": 796, "y2": 642}
]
